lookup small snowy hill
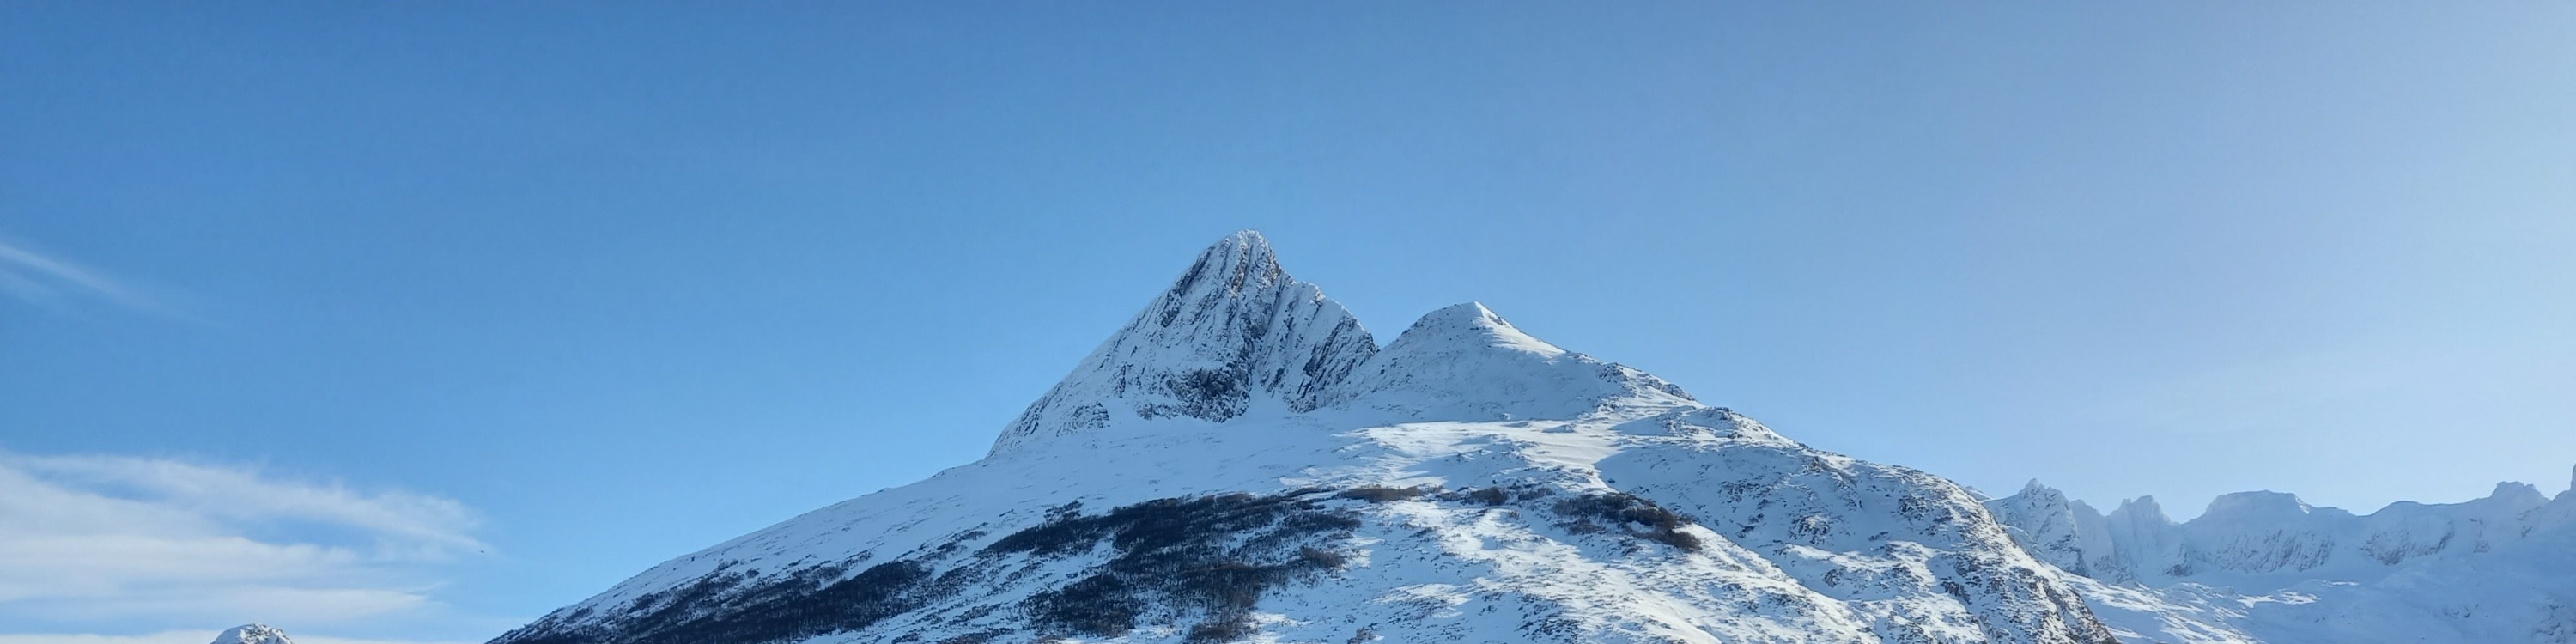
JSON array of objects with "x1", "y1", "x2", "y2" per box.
[
  {"x1": 211, "y1": 625, "x2": 293, "y2": 644},
  {"x1": 1987, "y1": 474, "x2": 2576, "y2": 643},
  {"x1": 503, "y1": 230, "x2": 2496, "y2": 644}
]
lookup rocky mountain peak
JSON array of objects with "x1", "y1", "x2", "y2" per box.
[
  {"x1": 988, "y1": 231, "x2": 1376, "y2": 455},
  {"x1": 1164, "y1": 230, "x2": 1286, "y2": 301}
]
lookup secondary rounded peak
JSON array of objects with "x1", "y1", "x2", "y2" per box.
[
  {"x1": 211, "y1": 625, "x2": 292, "y2": 644},
  {"x1": 1324, "y1": 300, "x2": 1695, "y2": 421},
  {"x1": 1393, "y1": 301, "x2": 1566, "y2": 358}
]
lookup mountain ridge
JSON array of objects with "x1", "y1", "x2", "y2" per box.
[{"x1": 1986, "y1": 475, "x2": 2576, "y2": 643}]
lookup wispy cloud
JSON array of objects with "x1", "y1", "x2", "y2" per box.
[
  {"x1": 0, "y1": 450, "x2": 487, "y2": 629},
  {"x1": 0, "y1": 238, "x2": 176, "y2": 317}
]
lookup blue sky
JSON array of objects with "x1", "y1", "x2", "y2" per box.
[{"x1": 4, "y1": 2, "x2": 2573, "y2": 641}]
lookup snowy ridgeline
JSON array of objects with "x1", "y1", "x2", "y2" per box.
[
  {"x1": 486, "y1": 231, "x2": 2568, "y2": 644},
  {"x1": 1986, "y1": 470, "x2": 2576, "y2": 642},
  {"x1": 987, "y1": 232, "x2": 1691, "y2": 457}
]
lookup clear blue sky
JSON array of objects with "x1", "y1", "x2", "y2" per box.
[{"x1": 3, "y1": 3, "x2": 2572, "y2": 641}]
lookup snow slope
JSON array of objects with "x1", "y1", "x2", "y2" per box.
[
  {"x1": 1987, "y1": 473, "x2": 2576, "y2": 643},
  {"x1": 491, "y1": 232, "x2": 2118, "y2": 644}
]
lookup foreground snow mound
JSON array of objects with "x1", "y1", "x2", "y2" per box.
[
  {"x1": 493, "y1": 232, "x2": 2117, "y2": 644},
  {"x1": 211, "y1": 625, "x2": 293, "y2": 644},
  {"x1": 1989, "y1": 476, "x2": 2576, "y2": 644}
]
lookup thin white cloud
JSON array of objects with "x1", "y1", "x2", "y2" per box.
[
  {"x1": 6, "y1": 453, "x2": 486, "y2": 555},
  {"x1": 0, "y1": 450, "x2": 485, "y2": 627},
  {"x1": 0, "y1": 239, "x2": 176, "y2": 316}
]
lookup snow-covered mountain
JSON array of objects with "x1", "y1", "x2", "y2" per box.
[
  {"x1": 1985, "y1": 473, "x2": 2576, "y2": 643},
  {"x1": 492, "y1": 231, "x2": 2117, "y2": 644},
  {"x1": 487, "y1": 230, "x2": 2560, "y2": 644},
  {"x1": 211, "y1": 625, "x2": 293, "y2": 644}
]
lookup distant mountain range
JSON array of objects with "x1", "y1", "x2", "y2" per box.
[{"x1": 1989, "y1": 472, "x2": 2576, "y2": 642}]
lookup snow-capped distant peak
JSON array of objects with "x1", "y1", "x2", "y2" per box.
[
  {"x1": 2199, "y1": 490, "x2": 2342, "y2": 522},
  {"x1": 2487, "y1": 481, "x2": 2548, "y2": 507},
  {"x1": 1987, "y1": 480, "x2": 2121, "y2": 580},
  {"x1": 210, "y1": 625, "x2": 291, "y2": 644}
]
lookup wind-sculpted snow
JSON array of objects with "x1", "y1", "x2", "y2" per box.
[
  {"x1": 496, "y1": 232, "x2": 2129, "y2": 644},
  {"x1": 1989, "y1": 476, "x2": 2576, "y2": 643}
]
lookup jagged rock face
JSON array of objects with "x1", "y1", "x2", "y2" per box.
[
  {"x1": 990, "y1": 231, "x2": 1378, "y2": 455},
  {"x1": 500, "y1": 232, "x2": 2124, "y2": 644},
  {"x1": 211, "y1": 625, "x2": 293, "y2": 644}
]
